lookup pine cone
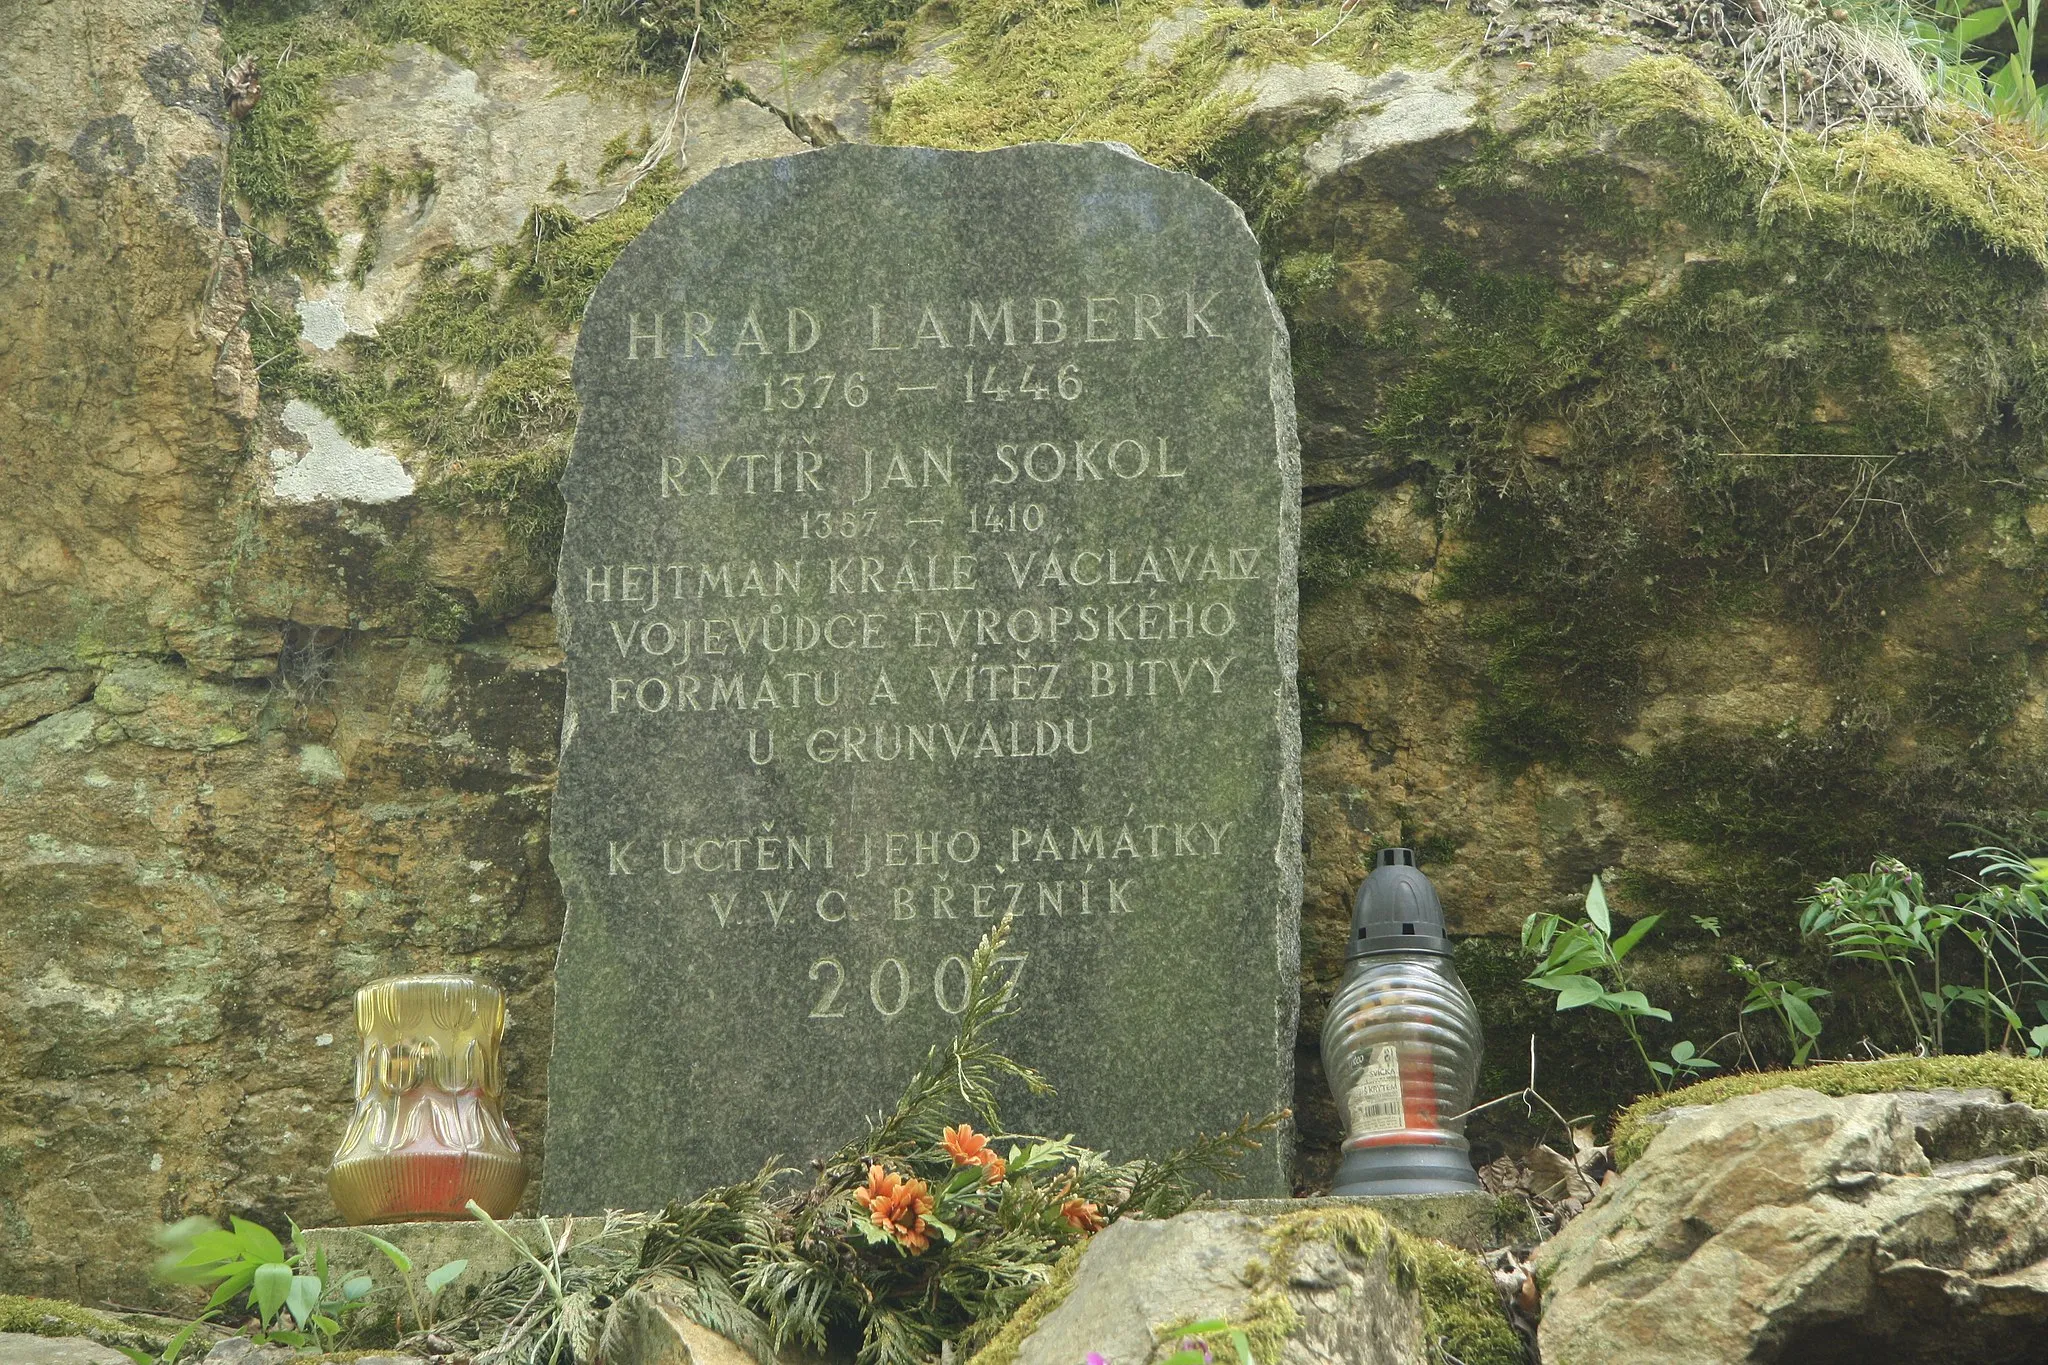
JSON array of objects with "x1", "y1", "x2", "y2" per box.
[{"x1": 225, "y1": 56, "x2": 261, "y2": 120}]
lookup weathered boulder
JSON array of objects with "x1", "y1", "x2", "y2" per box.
[
  {"x1": 1536, "y1": 1086, "x2": 2048, "y2": 1364},
  {"x1": 975, "y1": 1204, "x2": 1520, "y2": 1365}
]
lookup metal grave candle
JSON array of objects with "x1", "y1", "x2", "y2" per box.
[{"x1": 1321, "y1": 848, "x2": 1483, "y2": 1195}]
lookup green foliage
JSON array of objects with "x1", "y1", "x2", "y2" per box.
[
  {"x1": 1919, "y1": 0, "x2": 2048, "y2": 137},
  {"x1": 433, "y1": 916, "x2": 1286, "y2": 1365},
  {"x1": 959, "y1": 1244, "x2": 1085, "y2": 1365},
  {"x1": 1156, "y1": 1317, "x2": 1255, "y2": 1365},
  {"x1": 1728, "y1": 956, "x2": 1829, "y2": 1065},
  {"x1": 154, "y1": 1216, "x2": 375, "y2": 1354},
  {"x1": 1611, "y1": 1053, "x2": 2048, "y2": 1165},
  {"x1": 354, "y1": 1231, "x2": 470, "y2": 1337},
  {"x1": 1801, "y1": 844, "x2": 2048, "y2": 1054},
  {"x1": 1523, "y1": 876, "x2": 1707, "y2": 1091}
]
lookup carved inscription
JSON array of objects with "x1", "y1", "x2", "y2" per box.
[
  {"x1": 576, "y1": 283, "x2": 1259, "y2": 964},
  {"x1": 544, "y1": 144, "x2": 1298, "y2": 1210}
]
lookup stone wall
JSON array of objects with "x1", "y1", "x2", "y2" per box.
[{"x1": 3, "y1": 0, "x2": 2045, "y2": 1299}]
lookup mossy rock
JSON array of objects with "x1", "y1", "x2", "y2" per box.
[
  {"x1": 0, "y1": 1295, "x2": 205, "y2": 1356},
  {"x1": 970, "y1": 1206, "x2": 1520, "y2": 1365},
  {"x1": 1612, "y1": 1055, "x2": 2048, "y2": 1167},
  {"x1": 966, "y1": 1241, "x2": 1089, "y2": 1365}
]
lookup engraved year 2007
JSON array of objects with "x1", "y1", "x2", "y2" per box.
[{"x1": 808, "y1": 951, "x2": 1029, "y2": 1019}]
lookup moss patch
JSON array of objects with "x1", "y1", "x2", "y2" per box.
[
  {"x1": 253, "y1": 163, "x2": 689, "y2": 588},
  {"x1": 1404, "y1": 1234, "x2": 1523, "y2": 1365},
  {"x1": 0, "y1": 1296, "x2": 192, "y2": 1357},
  {"x1": 216, "y1": 0, "x2": 810, "y2": 281},
  {"x1": 1298, "y1": 491, "x2": 1391, "y2": 603},
  {"x1": 971, "y1": 1213, "x2": 1516, "y2": 1365},
  {"x1": 1611, "y1": 1055, "x2": 2048, "y2": 1166},
  {"x1": 219, "y1": 7, "x2": 380, "y2": 276},
  {"x1": 1572, "y1": 60, "x2": 2048, "y2": 265},
  {"x1": 883, "y1": 1, "x2": 1472, "y2": 167},
  {"x1": 346, "y1": 160, "x2": 438, "y2": 286},
  {"x1": 964, "y1": 1241, "x2": 1088, "y2": 1365},
  {"x1": 1255, "y1": 1209, "x2": 1522, "y2": 1365},
  {"x1": 0, "y1": 1295, "x2": 131, "y2": 1338}
]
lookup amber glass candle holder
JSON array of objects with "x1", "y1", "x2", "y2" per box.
[{"x1": 328, "y1": 975, "x2": 528, "y2": 1224}]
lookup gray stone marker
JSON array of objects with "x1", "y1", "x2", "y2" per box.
[{"x1": 543, "y1": 142, "x2": 1300, "y2": 1212}]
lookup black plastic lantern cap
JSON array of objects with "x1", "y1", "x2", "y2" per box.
[{"x1": 1347, "y1": 847, "x2": 1452, "y2": 959}]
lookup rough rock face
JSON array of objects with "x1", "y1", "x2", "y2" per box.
[
  {"x1": 5, "y1": 0, "x2": 2048, "y2": 1300},
  {"x1": 981, "y1": 1205, "x2": 1519, "y2": 1365},
  {"x1": 1017, "y1": 1212, "x2": 1426, "y2": 1365},
  {"x1": 1536, "y1": 1087, "x2": 2048, "y2": 1364},
  {"x1": 0, "y1": 0, "x2": 802, "y2": 1304}
]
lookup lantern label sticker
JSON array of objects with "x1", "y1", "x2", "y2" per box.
[{"x1": 1347, "y1": 1043, "x2": 1406, "y2": 1134}]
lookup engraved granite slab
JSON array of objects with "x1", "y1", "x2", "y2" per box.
[{"x1": 543, "y1": 142, "x2": 1300, "y2": 1210}]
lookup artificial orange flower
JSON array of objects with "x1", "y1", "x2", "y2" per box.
[
  {"x1": 943, "y1": 1123, "x2": 991, "y2": 1166},
  {"x1": 1061, "y1": 1198, "x2": 1105, "y2": 1233},
  {"x1": 943, "y1": 1124, "x2": 1007, "y2": 1183},
  {"x1": 856, "y1": 1164, "x2": 935, "y2": 1253}
]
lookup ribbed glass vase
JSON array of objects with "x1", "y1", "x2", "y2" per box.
[{"x1": 327, "y1": 975, "x2": 527, "y2": 1224}]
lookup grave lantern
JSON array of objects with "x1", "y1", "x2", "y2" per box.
[
  {"x1": 328, "y1": 974, "x2": 528, "y2": 1223},
  {"x1": 1322, "y1": 848, "x2": 1484, "y2": 1195}
]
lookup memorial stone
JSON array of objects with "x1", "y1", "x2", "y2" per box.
[{"x1": 543, "y1": 142, "x2": 1301, "y2": 1211}]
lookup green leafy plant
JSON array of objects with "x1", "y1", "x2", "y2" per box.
[
  {"x1": 430, "y1": 915, "x2": 1286, "y2": 1365},
  {"x1": 1802, "y1": 848, "x2": 2048, "y2": 1055},
  {"x1": 1160, "y1": 1318, "x2": 1257, "y2": 1365},
  {"x1": 355, "y1": 1231, "x2": 470, "y2": 1338},
  {"x1": 1917, "y1": 0, "x2": 2048, "y2": 136},
  {"x1": 1663, "y1": 1039, "x2": 1721, "y2": 1080},
  {"x1": 1524, "y1": 875, "x2": 1702, "y2": 1091},
  {"x1": 1728, "y1": 957, "x2": 1830, "y2": 1066},
  {"x1": 154, "y1": 1216, "x2": 373, "y2": 1352}
]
